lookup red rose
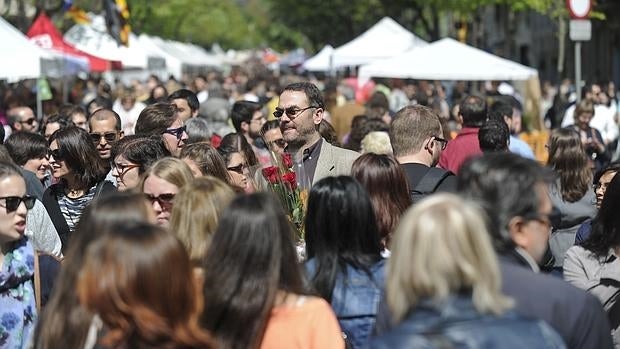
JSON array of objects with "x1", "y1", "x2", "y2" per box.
[
  {"x1": 262, "y1": 166, "x2": 279, "y2": 184},
  {"x1": 282, "y1": 171, "x2": 297, "y2": 190},
  {"x1": 282, "y1": 153, "x2": 293, "y2": 169}
]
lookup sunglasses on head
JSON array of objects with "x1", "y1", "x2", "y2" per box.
[
  {"x1": 90, "y1": 132, "x2": 118, "y2": 144},
  {"x1": 20, "y1": 117, "x2": 36, "y2": 125},
  {"x1": 273, "y1": 106, "x2": 317, "y2": 119},
  {"x1": 163, "y1": 125, "x2": 186, "y2": 140},
  {"x1": 49, "y1": 149, "x2": 64, "y2": 161},
  {"x1": 0, "y1": 195, "x2": 35, "y2": 212}
]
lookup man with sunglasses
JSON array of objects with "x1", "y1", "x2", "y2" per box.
[
  {"x1": 7, "y1": 106, "x2": 38, "y2": 135},
  {"x1": 135, "y1": 102, "x2": 188, "y2": 157},
  {"x1": 275, "y1": 82, "x2": 359, "y2": 186},
  {"x1": 89, "y1": 109, "x2": 124, "y2": 161},
  {"x1": 390, "y1": 105, "x2": 456, "y2": 202}
]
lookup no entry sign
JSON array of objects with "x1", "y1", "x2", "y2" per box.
[{"x1": 567, "y1": 0, "x2": 592, "y2": 19}]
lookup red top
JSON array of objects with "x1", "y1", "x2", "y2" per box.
[{"x1": 438, "y1": 127, "x2": 482, "y2": 174}]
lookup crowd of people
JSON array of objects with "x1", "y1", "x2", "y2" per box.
[{"x1": 0, "y1": 68, "x2": 619, "y2": 349}]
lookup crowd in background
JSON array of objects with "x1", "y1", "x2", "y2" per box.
[{"x1": 0, "y1": 64, "x2": 620, "y2": 349}]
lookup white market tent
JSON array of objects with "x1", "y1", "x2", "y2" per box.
[
  {"x1": 302, "y1": 45, "x2": 333, "y2": 72},
  {"x1": 0, "y1": 16, "x2": 61, "y2": 81},
  {"x1": 304, "y1": 17, "x2": 428, "y2": 71},
  {"x1": 358, "y1": 38, "x2": 538, "y2": 82},
  {"x1": 64, "y1": 14, "x2": 164, "y2": 70}
]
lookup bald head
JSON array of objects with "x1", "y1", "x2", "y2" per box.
[
  {"x1": 8, "y1": 106, "x2": 38, "y2": 133},
  {"x1": 89, "y1": 108, "x2": 122, "y2": 131},
  {"x1": 89, "y1": 108, "x2": 123, "y2": 160}
]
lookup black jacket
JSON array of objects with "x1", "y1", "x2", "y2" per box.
[
  {"x1": 498, "y1": 250, "x2": 613, "y2": 349},
  {"x1": 42, "y1": 181, "x2": 116, "y2": 254}
]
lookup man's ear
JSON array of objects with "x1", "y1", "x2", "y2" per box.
[
  {"x1": 507, "y1": 216, "x2": 528, "y2": 250},
  {"x1": 313, "y1": 108, "x2": 324, "y2": 126},
  {"x1": 455, "y1": 114, "x2": 463, "y2": 125},
  {"x1": 118, "y1": 130, "x2": 125, "y2": 140}
]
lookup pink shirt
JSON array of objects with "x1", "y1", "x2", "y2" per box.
[{"x1": 438, "y1": 127, "x2": 482, "y2": 174}]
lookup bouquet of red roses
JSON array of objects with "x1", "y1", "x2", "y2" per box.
[{"x1": 261, "y1": 152, "x2": 306, "y2": 240}]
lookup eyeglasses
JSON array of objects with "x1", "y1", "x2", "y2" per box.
[
  {"x1": 90, "y1": 132, "x2": 118, "y2": 144},
  {"x1": 433, "y1": 136, "x2": 448, "y2": 150},
  {"x1": 144, "y1": 193, "x2": 176, "y2": 208},
  {"x1": 271, "y1": 139, "x2": 286, "y2": 148},
  {"x1": 49, "y1": 149, "x2": 64, "y2": 161},
  {"x1": 20, "y1": 117, "x2": 37, "y2": 125},
  {"x1": 112, "y1": 163, "x2": 140, "y2": 182},
  {"x1": 273, "y1": 106, "x2": 318, "y2": 119},
  {"x1": 163, "y1": 125, "x2": 186, "y2": 141},
  {"x1": 227, "y1": 163, "x2": 247, "y2": 174},
  {"x1": 524, "y1": 207, "x2": 561, "y2": 228},
  {"x1": 0, "y1": 195, "x2": 35, "y2": 212}
]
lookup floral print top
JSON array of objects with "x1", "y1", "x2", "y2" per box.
[{"x1": 0, "y1": 238, "x2": 36, "y2": 349}]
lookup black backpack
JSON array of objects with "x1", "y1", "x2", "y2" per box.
[{"x1": 410, "y1": 167, "x2": 452, "y2": 203}]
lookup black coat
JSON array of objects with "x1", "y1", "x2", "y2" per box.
[
  {"x1": 42, "y1": 181, "x2": 116, "y2": 254},
  {"x1": 499, "y1": 251, "x2": 613, "y2": 349}
]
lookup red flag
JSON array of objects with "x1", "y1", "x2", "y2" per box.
[{"x1": 27, "y1": 13, "x2": 115, "y2": 72}]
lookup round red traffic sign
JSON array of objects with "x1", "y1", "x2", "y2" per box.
[{"x1": 566, "y1": 0, "x2": 592, "y2": 19}]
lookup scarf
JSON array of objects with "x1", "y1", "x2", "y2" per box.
[{"x1": 0, "y1": 238, "x2": 37, "y2": 349}]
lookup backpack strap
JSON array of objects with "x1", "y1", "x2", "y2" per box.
[
  {"x1": 34, "y1": 251, "x2": 41, "y2": 312},
  {"x1": 414, "y1": 167, "x2": 452, "y2": 194}
]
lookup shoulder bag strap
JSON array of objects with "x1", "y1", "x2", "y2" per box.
[{"x1": 34, "y1": 251, "x2": 41, "y2": 312}]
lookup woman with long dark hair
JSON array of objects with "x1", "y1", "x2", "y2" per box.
[
  {"x1": 351, "y1": 153, "x2": 411, "y2": 249},
  {"x1": 546, "y1": 127, "x2": 596, "y2": 270},
  {"x1": 305, "y1": 176, "x2": 384, "y2": 349},
  {"x1": 42, "y1": 127, "x2": 115, "y2": 252},
  {"x1": 217, "y1": 133, "x2": 257, "y2": 193},
  {"x1": 564, "y1": 173, "x2": 620, "y2": 346},
  {"x1": 34, "y1": 192, "x2": 156, "y2": 349},
  {"x1": 202, "y1": 193, "x2": 344, "y2": 349}
]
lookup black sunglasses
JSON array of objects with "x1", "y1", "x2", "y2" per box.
[
  {"x1": 163, "y1": 125, "x2": 186, "y2": 140},
  {"x1": 273, "y1": 106, "x2": 317, "y2": 119},
  {"x1": 271, "y1": 139, "x2": 286, "y2": 148},
  {"x1": 20, "y1": 117, "x2": 37, "y2": 125},
  {"x1": 49, "y1": 149, "x2": 64, "y2": 161},
  {"x1": 145, "y1": 193, "x2": 176, "y2": 207},
  {"x1": 0, "y1": 195, "x2": 36, "y2": 212},
  {"x1": 227, "y1": 163, "x2": 247, "y2": 174},
  {"x1": 90, "y1": 132, "x2": 118, "y2": 143}
]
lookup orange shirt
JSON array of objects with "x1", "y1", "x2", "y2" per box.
[{"x1": 260, "y1": 296, "x2": 345, "y2": 349}]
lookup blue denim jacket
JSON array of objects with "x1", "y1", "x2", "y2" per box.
[
  {"x1": 369, "y1": 295, "x2": 566, "y2": 349},
  {"x1": 306, "y1": 258, "x2": 386, "y2": 349}
]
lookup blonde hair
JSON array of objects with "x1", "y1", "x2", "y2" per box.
[
  {"x1": 387, "y1": 193, "x2": 512, "y2": 322},
  {"x1": 361, "y1": 131, "x2": 393, "y2": 155},
  {"x1": 138, "y1": 157, "x2": 194, "y2": 191},
  {"x1": 169, "y1": 177, "x2": 235, "y2": 263}
]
